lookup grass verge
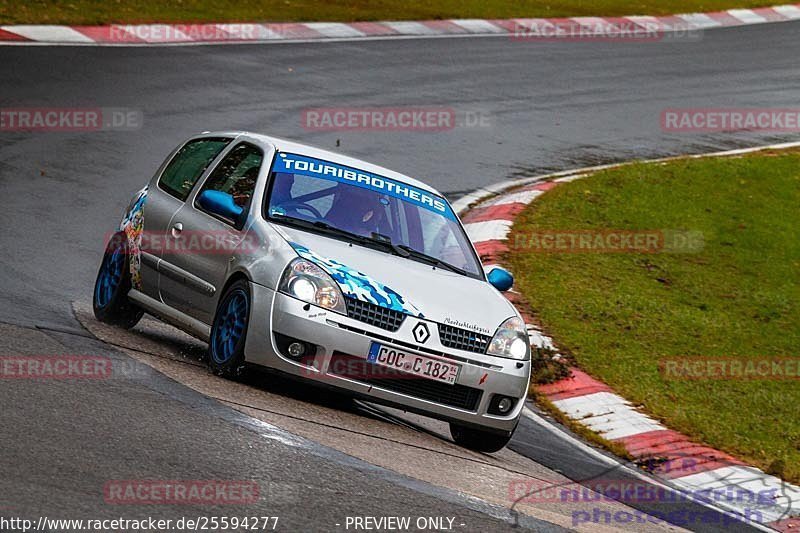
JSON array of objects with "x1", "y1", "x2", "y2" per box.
[
  {"x1": 0, "y1": 0, "x2": 784, "y2": 25},
  {"x1": 508, "y1": 151, "x2": 800, "y2": 483}
]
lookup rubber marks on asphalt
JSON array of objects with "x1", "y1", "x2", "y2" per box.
[{"x1": 460, "y1": 176, "x2": 800, "y2": 530}]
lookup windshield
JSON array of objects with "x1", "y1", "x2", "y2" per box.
[{"x1": 264, "y1": 152, "x2": 483, "y2": 277}]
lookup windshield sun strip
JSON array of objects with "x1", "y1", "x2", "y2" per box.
[{"x1": 262, "y1": 160, "x2": 483, "y2": 279}]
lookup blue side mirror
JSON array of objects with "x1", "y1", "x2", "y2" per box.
[
  {"x1": 487, "y1": 267, "x2": 514, "y2": 292},
  {"x1": 197, "y1": 190, "x2": 243, "y2": 221}
]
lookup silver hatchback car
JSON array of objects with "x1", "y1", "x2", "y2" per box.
[{"x1": 94, "y1": 132, "x2": 531, "y2": 452}]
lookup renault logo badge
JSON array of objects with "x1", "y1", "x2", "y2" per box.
[{"x1": 412, "y1": 322, "x2": 430, "y2": 344}]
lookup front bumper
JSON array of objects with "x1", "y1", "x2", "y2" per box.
[{"x1": 245, "y1": 283, "x2": 531, "y2": 435}]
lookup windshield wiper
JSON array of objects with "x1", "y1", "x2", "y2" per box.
[
  {"x1": 395, "y1": 244, "x2": 470, "y2": 277},
  {"x1": 373, "y1": 232, "x2": 470, "y2": 276},
  {"x1": 271, "y1": 214, "x2": 467, "y2": 274},
  {"x1": 271, "y1": 213, "x2": 368, "y2": 243},
  {"x1": 271, "y1": 214, "x2": 404, "y2": 255},
  {"x1": 370, "y1": 233, "x2": 410, "y2": 258}
]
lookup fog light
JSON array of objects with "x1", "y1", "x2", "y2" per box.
[
  {"x1": 287, "y1": 342, "x2": 306, "y2": 357},
  {"x1": 497, "y1": 397, "x2": 513, "y2": 414}
]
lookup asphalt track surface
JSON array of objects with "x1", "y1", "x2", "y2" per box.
[{"x1": 1, "y1": 20, "x2": 799, "y2": 532}]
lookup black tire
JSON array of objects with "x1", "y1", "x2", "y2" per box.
[
  {"x1": 208, "y1": 279, "x2": 251, "y2": 379},
  {"x1": 450, "y1": 422, "x2": 515, "y2": 453},
  {"x1": 93, "y1": 233, "x2": 144, "y2": 329}
]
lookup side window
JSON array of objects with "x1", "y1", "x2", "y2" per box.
[
  {"x1": 198, "y1": 142, "x2": 264, "y2": 216},
  {"x1": 158, "y1": 138, "x2": 231, "y2": 201}
]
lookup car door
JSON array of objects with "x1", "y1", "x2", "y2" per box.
[
  {"x1": 158, "y1": 141, "x2": 264, "y2": 324},
  {"x1": 138, "y1": 136, "x2": 233, "y2": 300}
]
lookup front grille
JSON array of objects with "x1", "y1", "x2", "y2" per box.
[
  {"x1": 329, "y1": 353, "x2": 482, "y2": 411},
  {"x1": 438, "y1": 324, "x2": 491, "y2": 354},
  {"x1": 345, "y1": 297, "x2": 406, "y2": 332}
]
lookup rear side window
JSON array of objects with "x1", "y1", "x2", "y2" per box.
[{"x1": 158, "y1": 138, "x2": 231, "y2": 201}]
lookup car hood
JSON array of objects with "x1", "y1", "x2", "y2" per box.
[{"x1": 275, "y1": 226, "x2": 516, "y2": 336}]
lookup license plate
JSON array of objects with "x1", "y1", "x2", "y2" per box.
[{"x1": 367, "y1": 343, "x2": 460, "y2": 385}]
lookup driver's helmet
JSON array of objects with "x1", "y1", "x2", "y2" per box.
[{"x1": 327, "y1": 185, "x2": 388, "y2": 235}]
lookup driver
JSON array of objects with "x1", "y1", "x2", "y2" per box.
[{"x1": 326, "y1": 185, "x2": 390, "y2": 237}]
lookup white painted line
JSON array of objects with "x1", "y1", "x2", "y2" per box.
[
  {"x1": 450, "y1": 188, "x2": 495, "y2": 213},
  {"x1": 304, "y1": 22, "x2": 366, "y2": 38},
  {"x1": 630, "y1": 15, "x2": 682, "y2": 31},
  {"x1": 551, "y1": 391, "x2": 628, "y2": 417},
  {"x1": 0, "y1": 27, "x2": 527, "y2": 48},
  {"x1": 672, "y1": 465, "x2": 800, "y2": 523},
  {"x1": 581, "y1": 412, "x2": 666, "y2": 440},
  {"x1": 481, "y1": 189, "x2": 542, "y2": 207},
  {"x1": 455, "y1": 141, "x2": 800, "y2": 216},
  {"x1": 450, "y1": 19, "x2": 506, "y2": 34},
  {"x1": 552, "y1": 173, "x2": 585, "y2": 183},
  {"x1": 1, "y1": 25, "x2": 95, "y2": 42},
  {"x1": 463, "y1": 220, "x2": 513, "y2": 242},
  {"x1": 625, "y1": 15, "x2": 662, "y2": 25},
  {"x1": 552, "y1": 392, "x2": 666, "y2": 440},
  {"x1": 465, "y1": 140, "x2": 800, "y2": 530},
  {"x1": 382, "y1": 21, "x2": 440, "y2": 35},
  {"x1": 773, "y1": 4, "x2": 800, "y2": 19},
  {"x1": 522, "y1": 411, "x2": 776, "y2": 532},
  {"x1": 511, "y1": 18, "x2": 558, "y2": 32},
  {"x1": 1, "y1": 7, "x2": 798, "y2": 48},
  {"x1": 570, "y1": 16, "x2": 612, "y2": 28},
  {"x1": 727, "y1": 9, "x2": 769, "y2": 24},
  {"x1": 676, "y1": 13, "x2": 723, "y2": 28},
  {"x1": 216, "y1": 24, "x2": 286, "y2": 40},
  {"x1": 125, "y1": 24, "x2": 192, "y2": 42}
]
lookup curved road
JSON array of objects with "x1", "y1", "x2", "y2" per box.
[{"x1": 1, "y1": 19, "x2": 799, "y2": 532}]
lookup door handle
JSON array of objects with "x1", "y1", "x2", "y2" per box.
[{"x1": 171, "y1": 222, "x2": 183, "y2": 237}]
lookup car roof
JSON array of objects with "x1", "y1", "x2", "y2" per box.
[{"x1": 201, "y1": 131, "x2": 442, "y2": 197}]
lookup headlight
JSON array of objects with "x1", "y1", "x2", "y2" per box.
[
  {"x1": 487, "y1": 317, "x2": 530, "y2": 360},
  {"x1": 279, "y1": 259, "x2": 347, "y2": 314}
]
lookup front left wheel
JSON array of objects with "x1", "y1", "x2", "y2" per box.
[
  {"x1": 208, "y1": 279, "x2": 251, "y2": 378},
  {"x1": 93, "y1": 233, "x2": 144, "y2": 328}
]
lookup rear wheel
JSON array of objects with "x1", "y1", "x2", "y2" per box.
[
  {"x1": 450, "y1": 422, "x2": 515, "y2": 453},
  {"x1": 208, "y1": 279, "x2": 251, "y2": 378},
  {"x1": 93, "y1": 233, "x2": 143, "y2": 328}
]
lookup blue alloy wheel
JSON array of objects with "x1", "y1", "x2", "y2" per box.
[
  {"x1": 92, "y1": 234, "x2": 144, "y2": 329},
  {"x1": 94, "y1": 245, "x2": 125, "y2": 309},
  {"x1": 211, "y1": 288, "x2": 249, "y2": 364}
]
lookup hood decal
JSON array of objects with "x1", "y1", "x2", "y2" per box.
[
  {"x1": 119, "y1": 186, "x2": 148, "y2": 290},
  {"x1": 289, "y1": 242, "x2": 424, "y2": 318}
]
